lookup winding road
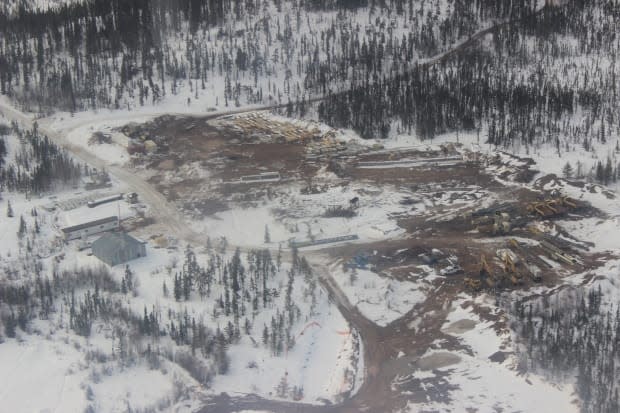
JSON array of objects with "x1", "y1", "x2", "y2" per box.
[{"x1": 0, "y1": 4, "x2": 555, "y2": 412}]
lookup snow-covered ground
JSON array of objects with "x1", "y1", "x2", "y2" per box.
[
  {"x1": 202, "y1": 181, "x2": 408, "y2": 249},
  {"x1": 1, "y1": 0, "x2": 82, "y2": 14},
  {"x1": 211, "y1": 302, "x2": 360, "y2": 402},
  {"x1": 0, "y1": 114, "x2": 363, "y2": 411},
  {"x1": 0, "y1": 336, "x2": 88, "y2": 413},
  {"x1": 2, "y1": 55, "x2": 620, "y2": 412},
  {"x1": 328, "y1": 263, "x2": 429, "y2": 327},
  {"x1": 100, "y1": 245, "x2": 364, "y2": 404},
  {"x1": 402, "y1": 296, "x2": 578, "y2": 413}
]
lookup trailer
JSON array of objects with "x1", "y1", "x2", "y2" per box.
[
  {"x1": 289, "y1": 235, "x2": 359, "y2": 248},
  {"x1": 236, "y1": 172, "x2": 281, "y2": 183},
  {"x1": 87, "y1": 193, "x2": 124, "y2": 208}
]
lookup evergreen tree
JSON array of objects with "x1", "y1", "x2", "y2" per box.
[
  {"x1": 4, "y1": 310, "x2": 17, "y2": 338},
  {"x1": 562, "y1": 161, "x2": 573, "y2": 179},
  {"x1": 6, "y1": 200, "x2": 13, "y2": 218},
  {"x1": 17, "y1": 215, "x2": 26, "y2": 238},
  {"x1": 604, "y1": 157, "x2": 613, "y2": 185},
  {"x1": 173, "y1": 274, "x2": 182, "y2": 301},
  {"x1": 264, "y1": 225, "x2": 271, "y2": 243}
]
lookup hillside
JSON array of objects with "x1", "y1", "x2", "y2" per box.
[{"x1": 1, "y1": 1, "x2": 620, "y2": 413}]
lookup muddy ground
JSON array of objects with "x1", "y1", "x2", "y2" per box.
[{"x1": 123, "y1": 113, "x2": 607, "y2": 413}]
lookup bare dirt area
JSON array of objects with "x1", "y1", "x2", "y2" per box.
[{"x1": 116, "y1": 112, "x2": 612, "y2": 413}]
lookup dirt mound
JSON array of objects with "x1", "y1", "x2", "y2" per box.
[
  {"x1": 442, "y1": 319, "x2": 476, "y2": 335},
  {"x1": 416, "y1": 352, "x2": 462, "y2": 370}
]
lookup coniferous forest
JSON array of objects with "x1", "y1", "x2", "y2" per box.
[
  {"x1": 0, "y1": 0, "x2": 540, "y2": 113},
  {"x1": 511, "y1": 285, "x2": 620, "y2": 413},
  {"x1": 1, "y1": 0, "x2": 620, "y2": 411},
  {"x1": 1, "y1": 0, "x2": 619, "y2": 175}
]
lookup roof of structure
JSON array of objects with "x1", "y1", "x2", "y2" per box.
[
  {"x1": 91, "y1": 232, "x2": 145, "y2": 257},
  {"x1": 61, "y1": 216, "x2": 118, "y2": 233}
]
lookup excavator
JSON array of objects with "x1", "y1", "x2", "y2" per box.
[
  {"x1": 463, "y1": 254, "x2": 492, "y2": 291},
  {"x1": 479, "y1": 254, "x2": 499, "y2": 288}
]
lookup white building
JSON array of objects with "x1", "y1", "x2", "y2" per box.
[{"x1": 61, "y1": 216, "x2": 119, "y2": 241}]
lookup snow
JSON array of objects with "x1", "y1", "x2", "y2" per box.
[
  {"x1": 557, "y1": 217, "x2": 620, "y2": 253},
  {"x1": 91, "y1": 366, "x2": 174, "y2": 413},
  {"x1": 198, "y1": 179, "x2": 426, "y2": 250},
  {"x1": 0, "y1": 337, "x2": 88, "y2": 413},
  {"x1": 80, "y1": 241, "x2": 364, "y2": 404},
  {"x1": 405, "y1": 297, "x2": 578, "y2": 413},
  {"x1": 61, "y1": 115, "x2": 162, "y2": 166},
  {"x1": 211, "y1": 304, "x2": 361, "y2": 403},
  {"x1": 204, "y1": 207, "x2": 291, "y2": 247},
  {"x1": 62, "y1": 199, "x2": 135, "y2": 228},
  {"x1": 329, "y1": 264, "x2": 427, "y2": 327}
]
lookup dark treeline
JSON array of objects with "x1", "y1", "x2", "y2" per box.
[
  {"x1": 0, "y1": 260, "x2": 232, "y2": 383},
  {"x1": 316, "y1": 0, "x2": 620, "y2": 156},
  {"x1": 169, "y1": 245, "x2": 314, "y2": 357},
  {"x1": 0, "y1": 243, "x2": 317, "y2": 387},
  {"x1": 318, "y1": 46, "x2": 575, "y2": 142},
  {"x1": 0, "y1": 0, "x2": 539, "y2": 112},
  {"x1": 0, "y1": 122, "x2": 81, "y2": 194},
  {"x1": 511, "y1": 286, "x2": 620, "y2": 413}
]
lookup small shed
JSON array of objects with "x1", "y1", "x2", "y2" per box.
[{"x1": 91, "y1": 232, "x2": 147, "y2": 267}]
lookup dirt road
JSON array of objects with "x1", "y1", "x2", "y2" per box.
[{"x1": 0, "y1": 5, "x2": 557, "y2": 411}]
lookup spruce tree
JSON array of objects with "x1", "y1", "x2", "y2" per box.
[
  {"x1": 17, "y1": 215, "x2": 26, "y2": 238},
  {"x1": 562, "y1": 161, "x2": 573, "y2": 179},
  {"x1": 264, "y1": 225, "x2": 271, "y2": 243},
  {"x1": 6, "y1": 200, "x2": 13, "y2": 218}
]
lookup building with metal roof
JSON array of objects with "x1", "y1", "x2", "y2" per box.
[
  {"x1": 91, "y1": 232, "x2": 146, "y2": 267},
  {"x1": 61, "y1": 216, "x2": 119, "y2": 241}
]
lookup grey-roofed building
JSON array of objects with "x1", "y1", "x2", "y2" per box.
[
  {"x1": 91, "y1": 232, "x2": 147, "y2": 267},
  {"x1": 61, "y1": 216, "x2": 119, "y2": 241}
]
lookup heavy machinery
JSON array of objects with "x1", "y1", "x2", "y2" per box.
[
  {"x1": 464, "y1": 254, "x2": 495, "y2": 290},
  {"x1": 507, "y1": 238, "x2": 545, "y2": 281},
  {"x1": 527, "y1": 196, "x2": 578, "y2": 218},
  {"x1": 464, "y1": 277, "x2": 482, "y2": 290},
  {"x1": 474, "y1": 211, "x2": 512, "y2": 235},
  {"x1": 479, "y1": 254, "x2": 499, "y2": 288},
  {"x1": 496, "y1": 248, "x2": 523, "y2": 285}
]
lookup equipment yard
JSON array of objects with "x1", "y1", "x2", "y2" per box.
[
  {"x1": 88, "y1": 112, "x2": 614, "y2": 412},
  {"x1": 1, "y1": 103, "x2": 617, "y2": 413}
]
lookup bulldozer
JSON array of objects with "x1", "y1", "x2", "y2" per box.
[{"x1": 527, "y1": 200, "x2": 557, "y2": 218}]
